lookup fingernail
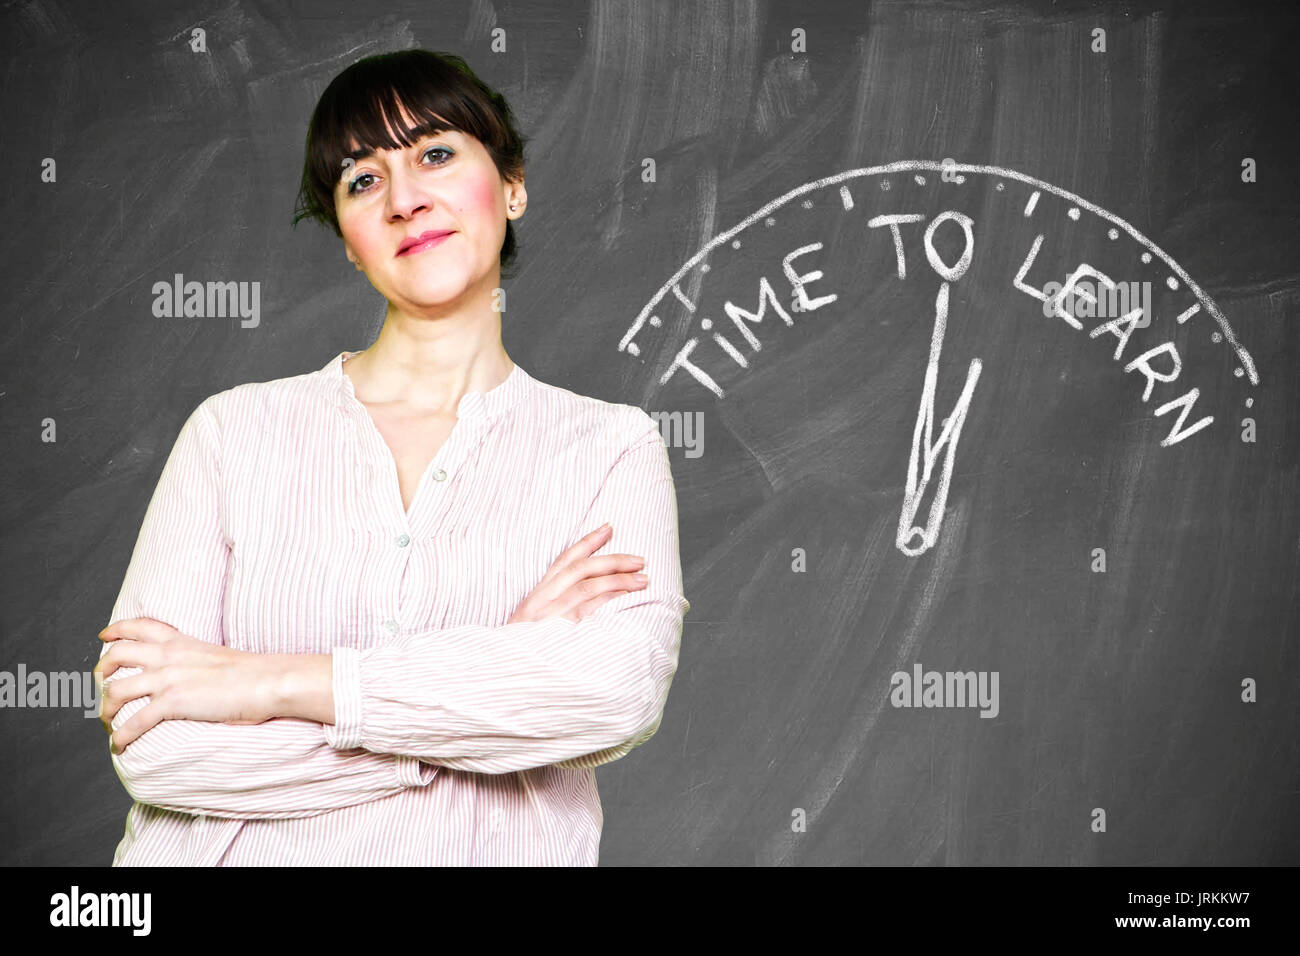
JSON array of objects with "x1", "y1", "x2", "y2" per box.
[
  {"x1": 634, "y1": 573, "x2": 648, "y2": 584},
  {"x1": 600, "y1": 522, "x2": 612, "y2": 531}
]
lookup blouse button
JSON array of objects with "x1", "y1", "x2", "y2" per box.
[
  {"x1": 396, "y1": 534, "x2": 411, "y2": 548},
  {"x1": 432, "y1": 468, "x2": 447, "y2": 482}
]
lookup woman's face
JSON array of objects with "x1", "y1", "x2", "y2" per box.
[{"x1": 333, "y1": 116, "x2": 524, "y2": 313}]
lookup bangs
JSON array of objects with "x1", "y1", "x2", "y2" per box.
[{"x1": 311, "y1": 72, "x2": 495, "y2": 194}]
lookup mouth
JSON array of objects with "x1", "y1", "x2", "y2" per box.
[{"x1": 396, "y1": 230, "x2": 454, "y2": 257}]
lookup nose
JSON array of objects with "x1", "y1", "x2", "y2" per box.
[{"x1": 385, "y1": 162, "x2": 432, "y2": 221}]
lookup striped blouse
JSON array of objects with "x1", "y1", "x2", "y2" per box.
[{"x1": 101, "y1": 350, "x2": 690, "y2": 865}]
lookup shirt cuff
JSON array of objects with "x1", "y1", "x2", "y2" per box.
[
  {"x1": 323, "y1": 646, "x2": 363, "y2": 750},
  {"x1": 395, "y1": 755, "x2": 438, "y2": 787}
]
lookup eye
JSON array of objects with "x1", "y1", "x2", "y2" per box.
[
  {"x1": 346, "y1": 172, "x2": 376, "y2": 195},
  {"x1": 421, "y1": 145, "x2": 453, "y2": 166},
  {"x1": 345, "y1": 146, "x2": 453, "y2": 195}
]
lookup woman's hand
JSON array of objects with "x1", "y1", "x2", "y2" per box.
[
  {"x1": 508, "y1": 523, "x2": 648, "y2": 625},
  {"x1": 95, "y1": 618, "x2": 274, "y2": 753}
]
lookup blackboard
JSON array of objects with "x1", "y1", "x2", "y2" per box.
[{"x1": 3, "y1": 0, "x2": 1297, "y2": 866}]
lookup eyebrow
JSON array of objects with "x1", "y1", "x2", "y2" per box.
[{"x1": 342, "y1": 121, "x2": 451, "y2": 170}]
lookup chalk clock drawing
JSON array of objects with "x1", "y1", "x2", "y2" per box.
[{"x1": 621, "y1": 161, "x2": 1259, "y2": 557}]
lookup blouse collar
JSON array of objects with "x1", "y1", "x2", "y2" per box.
[{"x1": 322, "y1": 350, "x2": 531, "y2": 423}]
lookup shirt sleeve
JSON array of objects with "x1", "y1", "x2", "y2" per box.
[
  {"x1": 323, "y1": 411, "x2": 691, "y2": 775},
  {"x1": 102, "y1": 398, "x2": 435, "y2": 820}
]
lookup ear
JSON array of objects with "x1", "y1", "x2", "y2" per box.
[
  {"x1": 344, "y1": 241, "x2": 364, "y2": 271},
  {"x1": 505, "y1": 179, "x2": 527, "y2": 219}
]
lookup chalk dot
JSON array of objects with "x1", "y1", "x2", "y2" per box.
[
  {"x1": 731, "y1": 239, "x2": 742, "y2": 249},
  {"x1": 1166, "y1": 276, "x2": 1179, "y2": 290},
  {"x1": 1234, "y1": 367, "x2": 1244, "y2": 377},
  {"x1": 1067, "y1": 207, "x2": 1081, "y2": 220},
  {"x1": 649, "y1": 315, "x2": 661, "y2": 327},
  {"x1": 913, "y1": 174, "x2": 926, "y2": 185},
  {"x1": 701, "y1": 318, "x2": 713, "y2": 331},
  {"x1": 1108, "y1": 228, "x2": 1119, "y2": 240},
  {"x1": 765, "y1": 216, "x2": 775, "y2": 227},
  {"x1": 1211, "y1": 331, "x2": 1222, "y2": 343},
  {"x1": 995, "y1": 182, "x2": 1005, "y2": 191},
  {"x1": 801, "y1": 199, "x2": 813, "y2": 209},
  {"x1": 627, "y1": 342, "x2": 640, "y2": 357},
  {"x1": 1245, "y1": 397, "x2": 1253, "y2": 408},
  {"x1": 700, "y1": 263, "x2": 710, "y2": 273},
  {"x1": 1140, "y1": 251, "x2": 1151, "y2": 263}
]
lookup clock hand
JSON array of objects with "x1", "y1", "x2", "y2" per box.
[{"x1": 896, "y1": 280, "x2": 983, "y2": 557}]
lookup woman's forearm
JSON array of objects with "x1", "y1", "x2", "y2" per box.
[{"x1": 263, "y1": 653, "x2": 334, "y2": 724}]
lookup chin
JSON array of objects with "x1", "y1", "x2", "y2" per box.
[
  {"x1": 388, "y1": 271, "x2": 459, "y2": 294},
  {"x1": 403, "y1": 286, "x2": 472, "y2": 310}
]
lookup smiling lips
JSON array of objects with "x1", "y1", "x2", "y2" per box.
[{"x1": 396, "y1": 230, "x2": 454, "y2": 256}]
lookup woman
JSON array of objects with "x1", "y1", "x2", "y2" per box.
[{"x1": 95, "y1": 49, "x2": 690, "y2": 865}]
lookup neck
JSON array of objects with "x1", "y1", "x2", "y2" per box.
[{"x1": 344, "y1": 312, "x2": 513, "y2": 414}]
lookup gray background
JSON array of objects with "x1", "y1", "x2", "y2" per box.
[{"x1": 2, "y1": 0, "x2": 1297, "y2": 865}]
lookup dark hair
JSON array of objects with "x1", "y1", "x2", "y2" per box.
[{"x1": 293, "y1": 49, "x2": 528, "y2": 280}]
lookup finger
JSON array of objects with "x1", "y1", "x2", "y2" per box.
[
  {"x1": 538, "y1": 524, "x2": 615, "y2": 579},
  {"x1": 578, "y1": 553, "x2": 647, "y2": 574},
  {"x1": 99, "y1": 672, "x2": 154, "y2": 727},
  {"x1": 566, "y1": 524, "x2": 615, "y2": 560},
  {"x1": 545, "y1": 554, "x2": 646, "y2": 598},
  {"x1": 527, "y1": 553, "x2": 643, "y2": 610},
  {"x1": 97, "y1": 641, "x2": 155, "y2": 682},
  {"x1": 551, "y1": 570, "x2": 649, "y2": 618},
  {"x1": 99, "y1": 618, "x2": 148, "y2": 642},
  {"x1": 573, "y1": 589, "x2": 630, "y2": 621},
  {"x1": 111, "y1": 699, "x2": 167, "y2": 754},
  {"x1": 97, "y1": 641, "x2": 126, "y2": 681},
  {"x1": 100, "y1": 618, "x2": 171, "y2": 645}
]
